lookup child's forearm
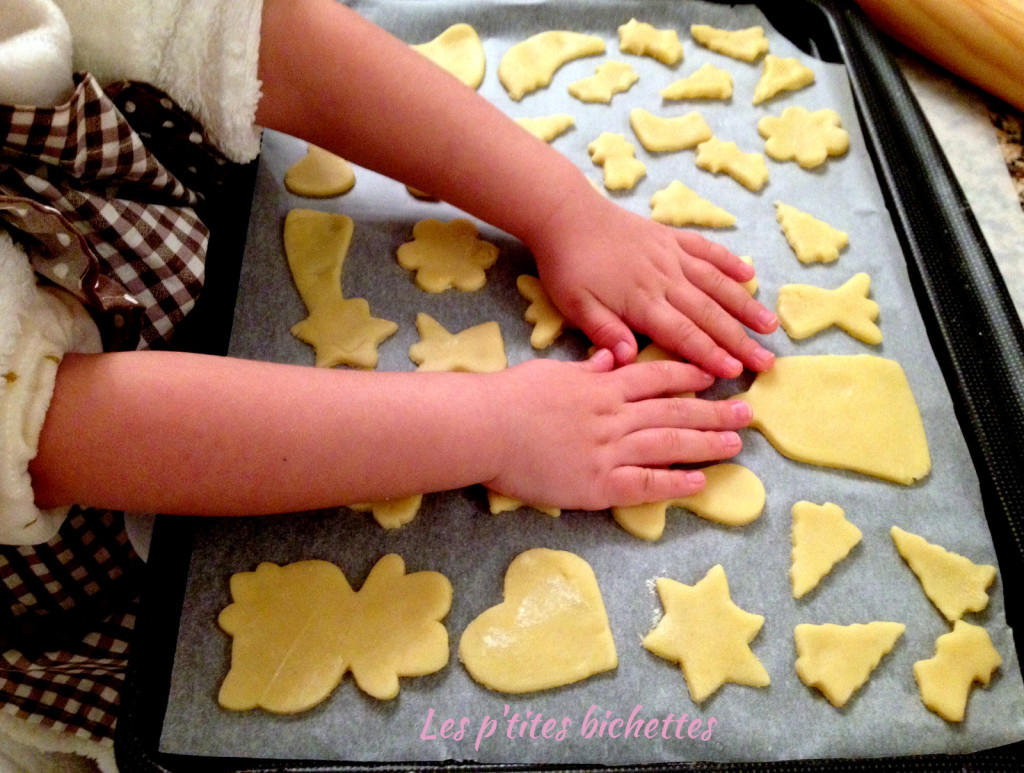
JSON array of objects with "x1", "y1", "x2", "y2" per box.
[{"x1": 30, "y1": 351, "x2": 506, "y2": 515}]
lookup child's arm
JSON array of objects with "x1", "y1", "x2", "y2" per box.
[
  {"x1": 254, "y1": 0, "x2": 777, "y2": 377},
  {"x1": 29, "y1": 350, "x2": 749, "y2": 515}
]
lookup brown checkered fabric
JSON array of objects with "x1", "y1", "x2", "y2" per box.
[{"x1": 1, "y1": 74, "x2": 224, "y2": 750}]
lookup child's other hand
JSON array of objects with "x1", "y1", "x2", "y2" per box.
[
  {"x1": 484, "y1": 349, "x2": 752, "y2": 511},
  {"x1": 528, "y1": 193, "x2": 778, "y2": 378}
]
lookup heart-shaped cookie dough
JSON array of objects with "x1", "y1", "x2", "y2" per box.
[{"x1": 459, "y1": 548, "x2": 617, "y2": 693}]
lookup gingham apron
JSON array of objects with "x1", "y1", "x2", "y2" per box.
[{"x1": 1, "y1": 72, "x2": 226, "y2": 750}]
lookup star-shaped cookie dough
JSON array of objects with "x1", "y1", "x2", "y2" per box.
[
  {"x1": 914, "y1": 620, "x2": 1002, "y2": 722},
  {"x1": 630, "y1": 108, "x2": 712, "y2": 152},
  {"x1": 690, "y1": 24, "x2": 769, "y2": 62},
  {"x1": 794, "y1": 622, "x2": 905, "y2": 707},
  {"x1": 643, "y1": 564, "x2": 770, "y2": 701},
  {"x1": 777, "y1": 272, "x2": 881, "y2": 344},
  {"x1": 660, "y1": 63, "x2": 733, "y2": 101},
  {"x1": 650, "y1": 181, "x2": 736, "y2": 228},
  {"x1": 588, "y1": 132, "x2": 647, "y2": 190},
  {"x1": 790, "y1": 502, "x2": 862, "y2": 599},
  {"x1": 396, "y1": 218, "x2": 499, "y2": 293},
  {"x1": 891, "y1": 526, "x2": 996, "y2": 622},
  {"x1": 758, "y1": 106, "x2": 850, "y2": 168},
  {"x1": 775, "y1": 201, "x2": 848, "y2": 264},
  {"x1": 752, "y1": 55, "x2": 815, "y2": 105},
  {"x1": 694, "y1": 136, "x2": 769, "y2": 192},
  {"x1": 516, "y1": 274, "x2": 568, "y2": 349},
  {"x1": 618, "y1": 18, "x2": 684, "y2": 65},
  {"x1": 568, "y1": 60, "x2": 639, "y2": 103},
  {"x1": 408, "y1": 313, "x2": 507, "y2": 372}
]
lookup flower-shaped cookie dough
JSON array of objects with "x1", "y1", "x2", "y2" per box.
[
  {"x1": 758, "y1": 106, "x2": 850, "y2": 168},
  {"x1": 217, "y1": 555, "x2": 452, "y2": 711},
  {"x1": 397, "y1": 218, "x2": 499, "y2": 293}
]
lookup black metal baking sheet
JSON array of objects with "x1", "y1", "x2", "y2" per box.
[{"x1": 115, "y1": 0, "x2": 1024, "y2": 770}]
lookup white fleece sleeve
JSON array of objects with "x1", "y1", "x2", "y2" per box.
[
  {"x1": 53, "y1": 0, "x2": 265, "y2": 163},
  {"x1": 1, "y1": 231, "x2": 102, "y2": 546}
]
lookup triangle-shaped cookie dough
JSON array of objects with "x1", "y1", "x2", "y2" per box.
[
  {"x1": 690, "y1": 24, "x2": 769, "y2": 62},
  {"x1": 651, "y1": 181, "x2": 736, "y2": 228},
  {"x1": 913, "y1": 619, "x2": 1002, "y2": 722},
  {"x1": 775, "y1": 201, "x2": 848, "y2": 263},
  {"x1": 408, "y1": 313, "x2": 507, "y2": 373},
  {"x1": 752, "y1": 54, "x2": 815, "y2": 105},
  {"x1": 794, "y1": 622, "x2": 905, "y2": 707},
  {"x1": 891, "y1": 526, "x2": 996, "y2": 622},
  {"x1": 777, "y1": 272, "x2": 881, "y2": 344},
  {"x1": 660, "y1": 62, "x2": 733, "y2": 100},
  {"x1": 790, "y1": 501, "x2": 862, "y2": 598},
  {"x1": 284, "y1": 144, "x2": 356, "y2": 198}
]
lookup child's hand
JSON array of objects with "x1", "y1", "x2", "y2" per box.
[
  {"x1": 484, "y1": 349, "x2": 752, "y2": 511},
  {"x1": 528, "y1": 192, "x2": 778, "y2": 378}
]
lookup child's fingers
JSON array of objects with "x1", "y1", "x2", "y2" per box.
[
  {"x1": 680, "y1": 257, "x2": 778, "y2": 335},
  {"x1": 606, "y1": 466, "x2": 708, "y2": 505},
  {"x1": 571, "y1": 293, "x2": 639, "y2": 365},
  {"x1": 618, "y1": 427, "x2": 743, "y2": 468},
  {"x1": 625, "y1": 397, "x2": 752, "y2": 434},
  {"x1": 618, "y1": 360, "x2": 716, "y2": 401},
  {"x1": 675, "y1": 230, "x2": 753, "y2": 281}
]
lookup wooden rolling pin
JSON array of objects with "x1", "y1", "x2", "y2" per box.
[{"x1": 854, "y1": 0, "x2": 1024, "y2": 111}]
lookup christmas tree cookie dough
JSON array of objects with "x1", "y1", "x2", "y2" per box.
[
  {"x1": 499, "y1": 31, "x2": 606, "y2": 100},
  {"x1": 777, "y1": 272, "x2": 881, "y2": 344},
  {"x1": 517, "y1": 274, "x2": 568, "y2": 349},
  {"x1": 412, "y1": 23, "x2": 486, "y2": 89},
  {"x1": 568, "y1": 60, "x2": 639, "y2": 103},
  {"x1": 409, "y1": 313, "x2": 507, "y2": 373},
  {"x1": 650, "y1": 181, "x2": 736, "y2": 228},
  {"x1": 612, "y1": 463, "x2": 765, "y2": 541},
  {"x1": 459, "y1": 548, "x2": 617, "y2": 693},
  {"x1": 217, "y1": 555, "x2": 452, "y2": 711},
  {"x1": 515, "y1": 114, "x2": 575, "y2": 142},
  {"x1": 588, "y1": 132, "x2": 646, "y2": 190},
  {"x1": 487, "y1": 490, "x2": 560, "y2": 518},
  {"x1": 618, "y1": 18, "x2": 684, "y2": 65},
  {"x1": 752, "y1": 55, "x2": 816, "y2": 105},
  {"x1": 396, "y1": 218, "x2": 499, "y2": 293},
  {"x1": 284, "y1": 144, "x2": 355, "y2": 198},
  {"x1": 349, "y1": 494, "x2": 424, "y2": 530},
  {"x1": 794, "y1": 622, "x2": 905, "y2": 707},
  {"x1": 914, "y1": 620, "x2": 1002, "y2": 722},
  {"x1": 891, "y1": 526, "x2": 996, "y2": 622},
  {"x1": 694, "y1": 136, "x2": 769, "y2": 191},
  {"x1": 629, "y1": 109, "x2": 712, "y2": 152},
  {"x1": 660, "y1": 62, "x2": 733, "y2": 100},
  {"x1": 284, "y1": 209, "x2": 398, "y2": 369},
  {"x1": 759, "y1": 106, "x2": 850, "y2": 168},
  {"x1": 643, "y1": 564, "x2": 770, "y2": 702},
  {"x1": 775, "y1": 201, "x2": 849, "y2": 264},
  {"x1": 690, "y1": 24, "x2": 769, "y2": 62},
  {"x1": 735, "y1": 355, "x2": 931, "y2": 484},
  {"x1": 790, "y1": 501, "x2": 862, "y2": 599}
]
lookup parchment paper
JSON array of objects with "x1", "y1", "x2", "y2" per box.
[{"x1": 159, "y1": 0, "x2": 1024, "y2": 764}]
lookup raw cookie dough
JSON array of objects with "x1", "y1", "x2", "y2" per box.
[
  {"x1": 612, "y1": 463, "x2": 765, "y2": 541},
  {"x1": 217, "y1": 555, "x2": 452, "y2": 711},
  {"x1": 694, "y1": 136, "x2": 769, "y2": 191},
  {"x1": 739, "y1": 255, "x2": 759, "y2": 295},
  {"x1": 629, "y1": 108, "x2": 712, "y2": 152},
  {"x1": 517, "y1": 274, "x2": 568, "y2": 349},
  {"x1": 752, "y1": 54, "x2": 816, "y2": 105},
  {"x1": 284, "y1": 144, "x2": 355, "y2": 198},
  {"x1": 396, "y1": 218, "x2": 499, "y2": 293},
  {"x1": 650, "y1": 180, "x2": 736, "y2": 228},
  {"x1": 459, "y1": 548, "x2": 617, "y2": 693},
  {"x1": 891, "y1": 526, "x2": 996, "y2": 622},
  {"x1": 758, "y1": 106, "x2": 850, "y2": 168},
  {"x1": 777, "y1": 272, "x2": 881, "y2": 344},
  {"x1": 409, "y1": 313, "x2": 507, "y2": 372},
  {"x1": 515, "y1": 114, "x2": 576, "y2": 142},
  {"x1": 568, "y1": 60, "x2": 639, "y2": 103},
  {"x1": 588, "y1": 132, "x2": 647, "y2": 190},
  {"x1": 487, "y1": 490, "x2": 560, "y2": 518},
  {"x1": 775, "y1": 201, "x2": 849, "y2": 264},
  {"x1": 660, "y1": 62, "x2": 733, "y2": 100},
  {"x1": 914, "y1": 619, "x2": 1002, "y2": 722},
  {"x1": 412, "y1": 23, "x2": 486, "y2": 89},
  {"x1": 790, "y1": 501, "x2": 862, "y2": 599},
  {"x1": 617, "y1": 18, "x2": 684, "y2": 65},
  {"x1": 794, "y1": 622, "x2": 905, "y2": 707},
  {"x1": 499, "y1": 31, "x2": 606, "y2": 100},
  {"x1": 349, "y1": 494, "x2": 424, "y2": 530},
  {"x1": 284, "y1": 209, "x2": 398, "y2": 369},
  {"x1": 734, "y1": 355, "x2": 931, "y2": 484},
  {"x1": 690, "y1": 24, "x2": 769, "y2": 62},
  {"x1": 643, "y1": 564, "x2": 770, "y2": 702}
]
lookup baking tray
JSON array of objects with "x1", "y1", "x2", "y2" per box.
[{"x1": 115, "y1": 0, "x2": 1024, "y2": 770}]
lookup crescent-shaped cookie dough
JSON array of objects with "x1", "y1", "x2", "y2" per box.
[{"x1": 499, "y1": 30, "x2": 606, "y2": 100}]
